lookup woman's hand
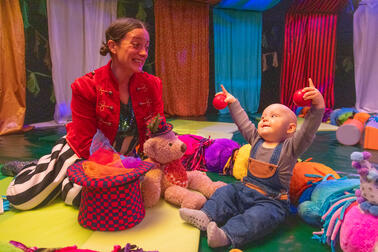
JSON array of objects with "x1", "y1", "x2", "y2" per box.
[
  {"x1": 215, "y1": 84, "x2": 237, "y2": 104},
  {"x1": 302, "y1": 78, "x2": 325, "y2": 109}
]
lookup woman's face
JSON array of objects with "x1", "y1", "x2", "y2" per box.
[{"x1": 110, "y1": 28, "x2": 150, "y2": 74}]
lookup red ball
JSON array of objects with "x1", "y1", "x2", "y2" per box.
[
  {"x1": 293, "y1": 89, "x2": 311, "y2": 107},
  {"x1": 213, "y1": 94, "x2": 228, "y2": 110}
]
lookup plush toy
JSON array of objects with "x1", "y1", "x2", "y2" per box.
[
  {"x1": 297, "y1": 178, "x2": 360, "y2": 227},
  {"x1": 141, "y1": 116, "x2": 226, "y2": 209},
  {"x1": 204, "y1": 138, "x2": 240, "y2": 173},
  {"x1": 309, "y1": 151, "x2": 378, "y2": 252},
  {"x1": 178, "y1": 134, "x2": 212, "y2": 171},
  {"x1": 178, "y1": 134, "x2": 240, "y2": 173},
  {"x1": 223, "y1": 144, "x2": 251, "y2": 179},
  {"x1": 339, "y1": 205, "x2": 378, "y2": 252},
  {"x1": 329, "y1": 107, "x2": 358, "y2": 126},
  {"x1": 351, "y1": 151, "x2": 378, "y2": 215},
  {"x1": 289, "y1": 159, "x2": 340, "y2": 206},
  {"x1": 338, "y1": 151, "x2": 378, "y2": 252},
  {"x1": 6, "y1": 240, "x2": 149, "y2": 252}
]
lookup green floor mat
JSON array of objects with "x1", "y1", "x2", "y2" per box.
[{"x1": 169, "y1": 119, "x2": 238, "y2": 139}]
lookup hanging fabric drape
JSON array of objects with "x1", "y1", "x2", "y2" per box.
[
  {"x1": 213, "y1": 8, "x2": 262, "y2": 114},
  {"x1": 354, "y1": 0, "x2": 378, "y2": 113},
  {"x1": 155, "y1": 0, "x2": 210, "y2": 116},
  {"x1": 215, "y1": 0, "x2": 280, "y2": 11},
  {"x1": 0, "y1": 0, "x2": 26, "y2": 135},
  {"x1": 47, "y1": 0, "x2": 117, "y2": 123},
  {"x1": 280, "y1": 0, "x2": 348, "y2": 110}
]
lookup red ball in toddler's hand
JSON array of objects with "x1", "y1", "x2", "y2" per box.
[
  {"x1": 213, "y1": 94, "x2": 228, "y2": 110},
  {"x1": 293, "y1": 89, "x2": 311, "y2": 107}
]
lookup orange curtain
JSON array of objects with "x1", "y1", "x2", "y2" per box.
[
  {"x1": 0, "y1": 0, "x2": 26, "y2": 135},
  {"x1": 155, "y1": 0, "x2": 210, "y2": 116}
]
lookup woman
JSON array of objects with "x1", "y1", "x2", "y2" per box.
[{"x1": 6, "y1": 18, "x2": 165, "y2": 210}]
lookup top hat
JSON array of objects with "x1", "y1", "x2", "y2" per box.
[
  {"x1": 67, "y1": 160, "x2": 155, "y2": 231},
  {"x1": 146, "y1": 114, "x2": 173, "y2": 138}
]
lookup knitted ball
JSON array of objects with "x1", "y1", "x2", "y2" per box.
[{"x1": 340, "y1": 205, "x2": 378, "y2": 252}]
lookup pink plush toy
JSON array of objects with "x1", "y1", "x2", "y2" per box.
[
  {"x1": 338, "y1": 151, "x2": 378, "y2": 252},
  {"x1": 339, "y1": 205, "x2": 378, "y2": 252},
  {"x1": 141, "y1": 116, "x2": 226, "y2": 209}
]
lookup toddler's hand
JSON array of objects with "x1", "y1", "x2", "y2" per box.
[
  {"x1": 302, "y1": 78, "x2": 325, "y2": 109},
  {"x1": 215, "y1": 85, "x2": 236, "y2": 104}
]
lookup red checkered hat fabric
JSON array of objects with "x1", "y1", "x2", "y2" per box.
[
  {"x1": 146, "y1": 116, "x2": 173, "y2": 138},
  {"x1": 67, "y1": 160, "x2": 155, "y2": 231}
]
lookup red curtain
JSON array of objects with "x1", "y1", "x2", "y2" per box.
[{"x1": 280, "y1": 0, "x2": 347, "y2": 109}]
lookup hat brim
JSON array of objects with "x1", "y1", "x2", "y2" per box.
[
  {"x1": 151, "y1": 123, "x2": 173, "y2": 137},
  {"x1": 68, "y1": 160, "x2": 155, "y2": 188}
]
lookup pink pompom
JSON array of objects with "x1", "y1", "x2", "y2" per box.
[{"x1": 340, "y1": 205, "x2": 378, "y2": 252}]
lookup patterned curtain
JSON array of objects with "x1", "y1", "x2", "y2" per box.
[
  {"x1": 0, "y1": 0, "x2": 26, "y2": 135},
  {"x1": 280, "y1": 0, "x2": 348, "y2": 110},
  {"x1": 155, "y1": 0, "x2": 211, "y2": 116}
]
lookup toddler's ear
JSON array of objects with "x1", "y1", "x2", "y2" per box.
[{"x1": 287, "y1": 122, "x2": 297, "y2": 135}]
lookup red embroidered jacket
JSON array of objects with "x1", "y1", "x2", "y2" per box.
[{"x1": 66, "y1": 61, "x2": 164, "y2": 159}]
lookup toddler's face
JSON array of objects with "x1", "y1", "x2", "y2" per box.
[{"x1": 257, "y1": 104, "x2": 296, "y2": 143}]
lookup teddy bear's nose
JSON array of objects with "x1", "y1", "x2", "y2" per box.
[{"x1": 181, "y1": 143, "x2": 187, "y2": 153}]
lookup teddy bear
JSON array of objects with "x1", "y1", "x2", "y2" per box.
[{"x1": 140, "y1": 115, "x2": 226, "y2": 209}]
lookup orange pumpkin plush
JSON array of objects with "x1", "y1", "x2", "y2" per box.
[{"x1": 289, "y1": 159, "x2": 340, "y2": 205}]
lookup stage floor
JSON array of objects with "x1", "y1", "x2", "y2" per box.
[{"x1": 0, "y1": 115, "x2": 363, "y2": 252}]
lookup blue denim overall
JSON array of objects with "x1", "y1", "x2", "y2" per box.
[{"x1": 202, "y1": 139, "x2": 290, "y2": 248}]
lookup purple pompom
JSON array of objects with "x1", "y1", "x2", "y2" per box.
[
  {"x1": 362, "y1": 151, "x2": 372, "y2": 160},
  {"x1": 121, "y1": 157, "x2": 142, "y2": 168},
  {"x1": 205, "y1": 138, "x2": 240, "y2": 173},
  {"x1": 352, "y1": 161, "x2": 361, "y2": 169},
  {"x1": 357, "y1": 196, "x2": 366, "y2": 204},
  {"x1": 355, "y1": 189, "x2": 361, "y2": 197},
  {"x1": 359, "y1": 168, "x2": 369, "y2": 176}
]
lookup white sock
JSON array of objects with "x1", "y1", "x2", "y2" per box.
[
  {"x1": 207, "y1": 221, "x2": 230, "y2": 248},
  {"x1": 179, "y1": 208, "x2": 210, "y2": 231}
]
